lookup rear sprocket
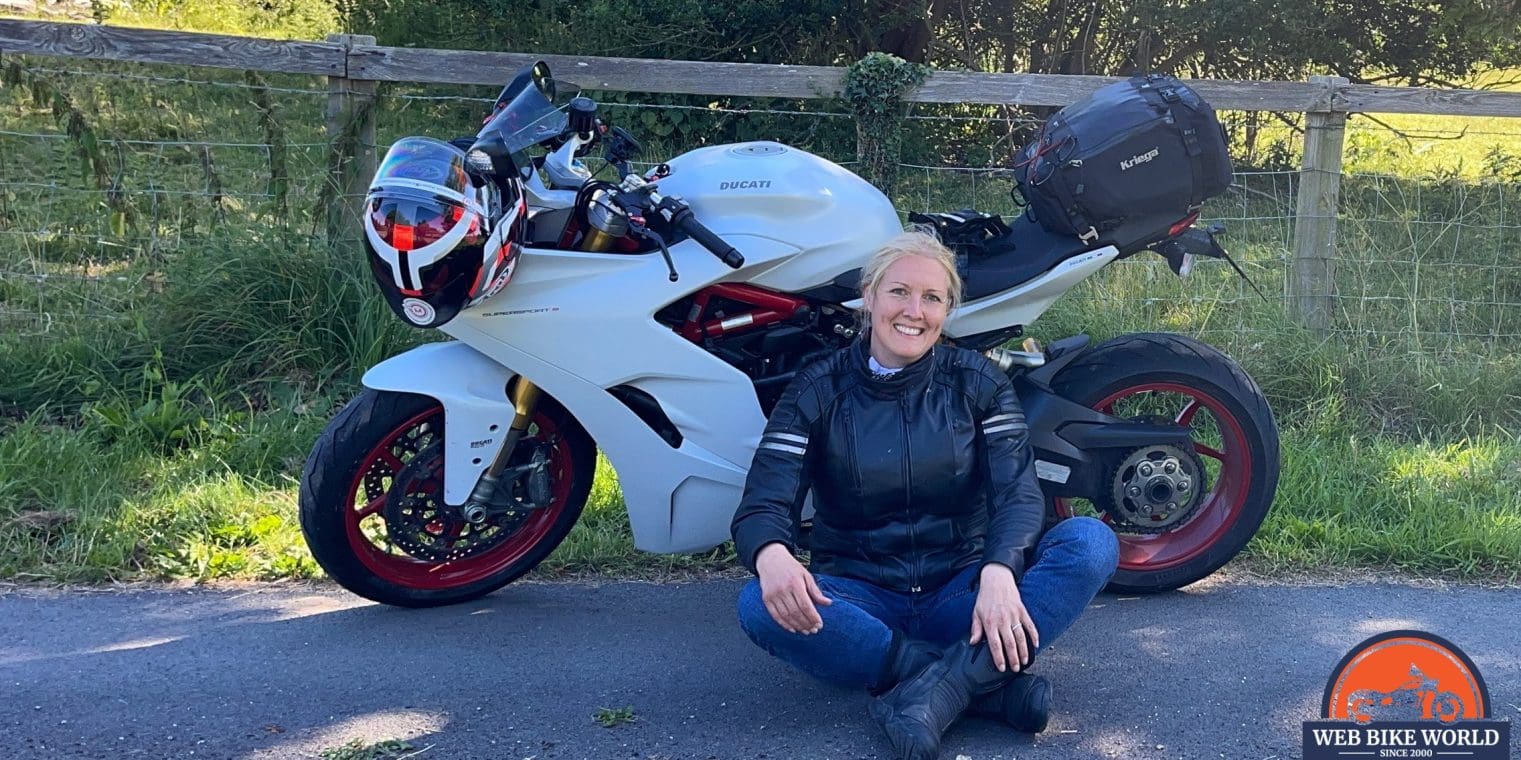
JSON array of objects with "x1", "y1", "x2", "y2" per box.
[{"x1": 1095, "y1": 441, "x2": 1208, "y2": 534}]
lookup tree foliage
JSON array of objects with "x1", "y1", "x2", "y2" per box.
[
  {"x1": 336, "y1": 0, "x2": 932, "y2": 64},
  {"x1": 96, "y1": 0, "x2": 338, "y2": 40},
  {"x1": 341, "y1": 0, "x2": 1520, "y2": 86}
]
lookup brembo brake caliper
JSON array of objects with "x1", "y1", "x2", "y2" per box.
[{"x1": 457, "y1": 381, "x2": 553, "y2": 524}]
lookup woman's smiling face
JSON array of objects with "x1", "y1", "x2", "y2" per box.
[{"x1": 862, "y1": 253, "x2": 951, "y2": 368}]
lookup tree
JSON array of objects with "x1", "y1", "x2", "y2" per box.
[
  {"x1": 343, "y1": 0, "x2": 1518, "y2": 85},
  {"x1": 921, "y1": 0, "x2": 1521, "y2": 85},
  {"x1": 339, "y1": 0, "x2": 934, "y2": 64}
]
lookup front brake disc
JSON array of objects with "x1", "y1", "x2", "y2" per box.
[{"x1": 383, "y1": 442, "x2": 516, "y2": 562}]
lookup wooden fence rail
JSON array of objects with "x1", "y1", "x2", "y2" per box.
[{"x1": 5, "y1": 19, "x2": 1521, "y2": 330}]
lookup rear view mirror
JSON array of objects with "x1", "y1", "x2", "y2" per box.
[{"x1": 532, "y1": 61, "x2": 555, "y2": 102}]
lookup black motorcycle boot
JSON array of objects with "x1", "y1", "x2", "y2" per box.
[
  {"x1": 870, "y1": 631, "x2": 940, "y2": 696},
  {"x1": 967, "y1": 672, "x2": 1051, "y2": 733},
  {"x1": 868, "y1": 639, "x2": 1013, "y2": 760}
]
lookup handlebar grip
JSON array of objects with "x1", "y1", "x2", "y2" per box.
[{"x1": 676, "y1": 212, "x2": 744, "y2": 269}]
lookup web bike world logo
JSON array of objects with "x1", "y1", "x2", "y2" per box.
[{"x1": 1304, "y1": 631, "x2": 1510, "y2": 759}]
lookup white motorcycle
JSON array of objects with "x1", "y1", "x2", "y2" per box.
[{"x1": 299, "y1": 62, "x2": 1280, "y2": 607}]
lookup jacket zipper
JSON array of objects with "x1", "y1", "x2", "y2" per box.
[{"x1": 901, "y1": 394, "x2": 921, "y2": 594}]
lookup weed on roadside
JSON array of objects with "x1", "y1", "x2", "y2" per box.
[
  {"x1": 594, "y1": 706, "x2": 637, "y2": 728},
  {"x1": 318, "y1": 738, "x2": 414, "y2": 760}
]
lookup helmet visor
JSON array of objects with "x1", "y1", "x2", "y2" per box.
[{"x1": 371, "y1": 137, "x2": 472, "y2": 198}]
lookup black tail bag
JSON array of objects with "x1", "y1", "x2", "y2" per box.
[{"x1": 1013, "y1": 74, "x2": 1233, "y2": 253}]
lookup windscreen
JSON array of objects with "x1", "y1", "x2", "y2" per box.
[{"x1": 475, "y1": 64, "x2": 573, "y2": 155}]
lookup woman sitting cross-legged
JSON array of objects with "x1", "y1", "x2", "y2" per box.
[{"x1": 730, "y1": 230, "x2": 1121, "y2": 760}]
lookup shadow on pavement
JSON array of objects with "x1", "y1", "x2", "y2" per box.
[{"x1": 2, "y1": 578, "x2": 1516, "y2": 759}]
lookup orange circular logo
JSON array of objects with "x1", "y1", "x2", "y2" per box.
[{"x1": 1324, "y1": 631, "x2": 1489, "y2": 724}]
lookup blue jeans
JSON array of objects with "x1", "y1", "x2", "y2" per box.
[{"x1": 736, "y1": 516, "x2": 1119, "y2": 689}]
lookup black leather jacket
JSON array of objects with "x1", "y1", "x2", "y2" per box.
[{"x1": 730, "y1": 337, "x2": 1046, "y2": 593}]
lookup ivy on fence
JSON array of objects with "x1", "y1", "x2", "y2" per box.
[{"x1": 844, "y1": 52, "x2": 929, "y2": 195}]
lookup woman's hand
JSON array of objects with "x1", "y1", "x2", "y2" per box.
[
  {"x1": 969, "y1": 563, "x2": 1039, "y2": 672},
  {"x1": 755, "y1": 542, "x2": 832, "y2": 634}
]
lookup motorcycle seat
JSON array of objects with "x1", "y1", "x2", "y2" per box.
[
  {"x1": 796, "y1": 210, "x2": 1110, "y2": 307},
  {"x1": 960, "y1": 212, "x2": 1096, "y2": 301}
]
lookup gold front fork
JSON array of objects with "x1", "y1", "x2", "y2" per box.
[
  {"x1": 579, "y1": 227, "x2": 620, "y2": 253},
  {"x1": 488, "y1": 379, "x2": 541, "y2": 478},
  {"x1": 460, "y1": 378, "x2": 543, "y2": 523}
]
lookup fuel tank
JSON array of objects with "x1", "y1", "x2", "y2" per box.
[{"x1": 655, "y1": 142, "x2": 903, "y2": 293}]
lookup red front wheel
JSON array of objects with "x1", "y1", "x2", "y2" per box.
[
  {"x1": 1048, "y1": 333, "x2": 1280, "y2": 593},
  {"x1": 299, "y1": 389, "x2": 594, "y2": 607}
]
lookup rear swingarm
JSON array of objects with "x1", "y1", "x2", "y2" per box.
[{"x1": 1010, "y1": 336, "x2": 1195, "y2": 501}]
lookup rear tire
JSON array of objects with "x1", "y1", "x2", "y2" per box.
[
  {"x1": 299, "y1": 389, "x2": 594, "y2": 607},
  {"x1": 1048, "y1": 333, "x2": 1279, "y2": 593}
]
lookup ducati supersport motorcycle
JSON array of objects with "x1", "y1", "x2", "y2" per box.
[{"x1": 298, "y1": 62, "x2": 1280, "y2": 607}]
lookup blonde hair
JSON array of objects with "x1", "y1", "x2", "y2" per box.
[{"x1": 859, "y1": 229, "x2": 963, "y2": 313}]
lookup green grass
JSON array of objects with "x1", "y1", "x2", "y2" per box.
[
  {"x1": 0, "y1": 405, "x2": 725, "y2": 583},
  {"x1": 6, "y1": 389, "x2": 1518, "y2": 584},
  {"x1": 1, "y1": 50, "x2": 1520, "y2": 586},
  {"x1": 1344, "y1": 70, "x2": 1521, "y2": 181},
  {"x1": 1253, "y1": 428, "x2": 1521, "y2": 579}
]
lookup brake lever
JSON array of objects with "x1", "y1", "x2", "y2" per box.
[{"x1": 626, "y1": 217, "x2": 679, "y2": 282}]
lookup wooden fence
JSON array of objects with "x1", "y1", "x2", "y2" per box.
[{"x1": 5, "y1": 19, "x2": 1521, "y2": 330}]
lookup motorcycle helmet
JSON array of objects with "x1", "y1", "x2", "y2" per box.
[{"x1": 363, "y1": 136, "x2": 527, "y2": 328}]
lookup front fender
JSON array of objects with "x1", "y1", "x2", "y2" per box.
[{"x1": 363, "y1": 341, "x2": 518, "y2": 505}]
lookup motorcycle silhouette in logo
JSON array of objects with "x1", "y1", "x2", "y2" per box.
[{"x1": 1347, "y1": 664, "x2": 1465, "y2": 724}]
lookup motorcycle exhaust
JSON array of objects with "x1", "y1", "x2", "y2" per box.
[{"x1": 986, "y1": 338, "x2": 1047, "y2": 372}]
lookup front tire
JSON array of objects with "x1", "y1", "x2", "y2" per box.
[
  {"x1": 299, "y1": 388, "x2": 594, "y2": 607},
  {"x1": 1048, "y1": 333, "x2": 1279, "y2": 593}
]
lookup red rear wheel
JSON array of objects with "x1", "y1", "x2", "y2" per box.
[
  {"x1": 300, "y1": 389, "x2": 594, "y2": 607},
  {"x1": 1048, "y1": 333, "x2": 1279, "y2": 593}
]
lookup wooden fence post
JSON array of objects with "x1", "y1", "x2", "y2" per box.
[
  {"x1": 325, "y1": 33, "x2": 377, "y2": 251},
  {"x1": 1290, "y1": 74, "x2": 1349, "y2": 332}
]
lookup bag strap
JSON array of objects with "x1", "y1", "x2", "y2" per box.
[
  {"x1": 908, "y1": 210, "x2": 1011, "y2": 247},
  {"x1": 1182, "y1": 125, "x2": 1205, "y2": 206},
  {"x1": 1138, "y1": 76, "x2": 1207, "y2": 207}
]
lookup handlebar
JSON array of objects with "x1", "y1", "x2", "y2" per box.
[{"x1": 670, "y1": 205, "x2": 745, "y2": 269}]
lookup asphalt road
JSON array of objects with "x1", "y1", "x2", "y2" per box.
[{"x1": 2, "y1": 577, "x2": 1518, "y2": 759}]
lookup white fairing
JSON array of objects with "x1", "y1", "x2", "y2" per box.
[
  {"x1": 362, "y1": 342, "x2": 518, "y2": 502},
  {"x1": 362, "y1": 140, "x2": 1106, "y2": 554},
  {"x1": 947, "y1": 247, "x2": 1120, "y2": 336},
  {"x1": 436, "y1": 240, "x2": 778, "y2": 552}
]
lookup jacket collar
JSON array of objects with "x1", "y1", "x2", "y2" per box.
[{"x1": 851, "y1": 328, "x2": 937, "y2": 396}]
